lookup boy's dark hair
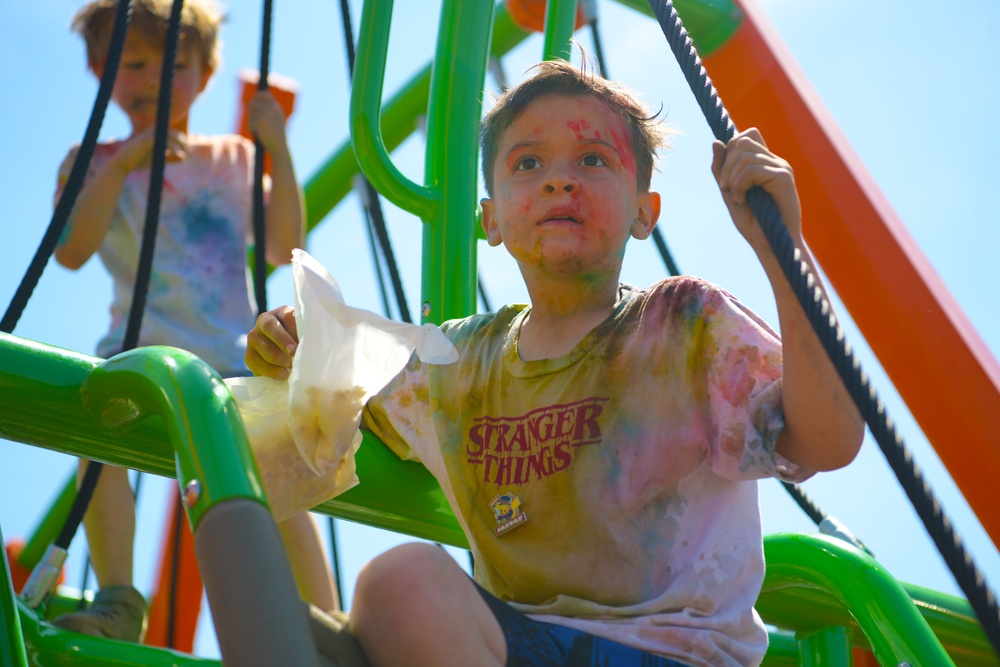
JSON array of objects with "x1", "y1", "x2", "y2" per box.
[
  {"x1": 72, "y1": 0, "x2": 225, "y2": 72},
  {"x1": 480, "y1": 59, "x2": 668, "y2": 197}
]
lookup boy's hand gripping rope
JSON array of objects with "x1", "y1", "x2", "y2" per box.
[{"x1": 645, "y1": 0, "x2": 1000, "y2": 657}]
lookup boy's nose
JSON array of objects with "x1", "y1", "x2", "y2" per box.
[{"x1": 542, "y1": 174, "x2": 577, "y2": 195}]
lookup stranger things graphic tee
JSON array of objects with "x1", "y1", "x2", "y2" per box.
[{"x1": 363, "y1": 278, "x2": 811, "y2": 667}]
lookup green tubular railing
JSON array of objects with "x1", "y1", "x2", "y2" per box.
[
  {"x1": 3, "y1": 344, "x2": 319, "y2": 665},
  {"x1": 542, "y1": 0, "x2": 577, "y2": 61},
  {"x1": 756, "y1": 533, "x2": 996, "y2": 666},
  {"x1": 300, "y1": 0, "x2": 741, "y2": 234},
  {"x1": 1, "y1": 524, "x2": 30, "y2": 667},
  {"x1": 351, "y1": 0, "x2": 493, "y2": 324},
  {"x1": 0, "y1": 331, "x2": 466, "y2": 548}
]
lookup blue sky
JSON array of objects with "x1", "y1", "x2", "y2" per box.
[{"x1": 1, "y1": 0, "x2": 998, "y2": 658}]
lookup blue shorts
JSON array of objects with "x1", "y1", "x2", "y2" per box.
[{"x1": 475, "y1": 583, "x2": 693, "y2": 667}]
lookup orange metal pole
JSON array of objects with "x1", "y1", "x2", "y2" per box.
[
  {"x1": 145, "y1": 486, "x2": 203, "y2": 652},
  {"x1": 702, "y1": 0, "x2": 1000, "y2": 546}
]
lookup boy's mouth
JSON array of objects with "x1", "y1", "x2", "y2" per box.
[{"x1": 540, "y1": 208, "x2": 580, "y2": 224}]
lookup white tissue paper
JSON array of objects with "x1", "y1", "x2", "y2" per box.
[{"x1": 226, "y1": 248, "x2": 457, "y2": 522}]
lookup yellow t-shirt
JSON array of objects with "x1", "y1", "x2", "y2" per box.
[{"x1": 364, "y1": 276, "x2": 812, "y2": 667}]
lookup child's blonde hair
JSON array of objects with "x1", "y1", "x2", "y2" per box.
[
  {"x1": 480, "y1": 59, "x2": 669, "y2": 198},
  {"x1": 72, "y1": 0, "x2": 225, "y2": 72}
]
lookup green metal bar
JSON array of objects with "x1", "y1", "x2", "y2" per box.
[
  {"x1": 420, "y1": 0, "x2": 495, "y2": 324},
  {"x1": 758, "y1": 564, "x2": 998, "y2": 664},
  {"x1": 0, "y1": 332, "x2": 466, "y2": 546},
  {"x1": 16, "y1": 598, "x2": 219, "y2": 666},
  {"x1": 762, "y1": 533, "x2": 956, "y2": 666},
  {"x1": 1, "y1": 525, "x2": 29, "y2": 667},
  {"x1": 899, "y1": 582, "x2": 998, "y2": 665},
  {"x1": 797, "y1": 626, "x2": 853, "y2": 667},
  {"x1": 81, "y1": 347, "x2": 266, "y2": 528},
  {"x1": 302, "y1": 0, "x2": 738, "y2": 237},
  {"x1": 304, "y1": 67, "x2": 431, "y2": 230},
  {"x1": 762, "y1": 632, "x2": 800, "y2": 666},
  {"x1": 302, "y1": 3, "x2": 528, "y2": 231},
  {"x1": 610, "y1": 0, "x2": 742, "y2": 57},
  {"x1": 350, "y1": 0, "x2": 438, "y2": 221},
  {"x1": 542, "y1": 0, "x2": 578, "y2": 61},
  {"x1": 17, "y1": 472, "x2": 76, "y2": 570}
]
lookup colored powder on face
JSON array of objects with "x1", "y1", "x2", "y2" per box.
[
  {"x1": 566, "y1": 119, "x2": 591, "y2": 140},
  {"x1": 609, "y1": 127, "x2": 636, "y2": 180}
]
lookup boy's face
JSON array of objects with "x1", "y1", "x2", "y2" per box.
[
  {"x1": 481, "y1": 93, "x2": 659, "y2": 279},
  {"x1": 96, "y1": 30, "x2": 212, "y2": 135}
]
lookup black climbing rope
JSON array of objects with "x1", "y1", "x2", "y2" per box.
[
  {"x1": 251, "y1": 0, "x2": 273, "y2": 317},
  {"x1": 326, "y1": 515, "x2": 345, "y2": 612},
  {"x1": 0, "y1": 0, "x2": 131, "y2": 335},
  {"x1": 9, "y1": 1, "x2": 131, "y2": 590},
  {"x1": 338, "y1": 0, "x2": 412, "y2": 323},
  {"x1": 590, "y1": 11, "x2": 847, "y2": 537},
  {"x1": 354, "y1": 175, "x2": 394, "y2": 318},
  {"x1": 122, "y1": 0, "x2": 183, "y2": 352},
  {"x1": 17, "y1": 0, "x2": 188, "y2": 615},
  {"x1": 645, "y1": 0, "x2": 1000, "y2": 657}
]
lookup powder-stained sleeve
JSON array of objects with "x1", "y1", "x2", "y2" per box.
[
  {"x1": 361, "y1": 353, "x2": 431, "y2": 465},
  {"x1": 698, "y1": 286, "x2": 812, "y2": 483}
]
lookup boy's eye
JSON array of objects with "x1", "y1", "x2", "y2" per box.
[
  {"x1": 581, "y1": 153, "x2": 607, "y2": 167},
  {"x1": 514, "y1": 157, "x2": 540, "y2": 171}
]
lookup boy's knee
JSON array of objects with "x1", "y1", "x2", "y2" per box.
[
  {"x1": 358, "y1": 543, "x2": 450, "y2": 586},
  {"x1": 355, "y1": 543, "x2": 456, "y2": 605}
]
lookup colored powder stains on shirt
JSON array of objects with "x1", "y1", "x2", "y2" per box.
[
  {"x1": 55, "y1": 134, "x2": 259, "y2": 372},
  {"x1": 364, "y1": 276, "x2": 810, "y2": 667}
]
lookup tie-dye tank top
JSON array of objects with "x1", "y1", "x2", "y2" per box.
[{"x1": 55, "y1": 134, "x2": 257, "y2": 374}]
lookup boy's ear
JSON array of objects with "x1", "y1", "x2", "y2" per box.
[
  {"x1": 480, "y1": 198, "x2": 503, "y2": 247},
  {"x1": 630, "y1": 191, "x2": 661, "y2": 240}
]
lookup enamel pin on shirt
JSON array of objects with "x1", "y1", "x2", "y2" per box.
[{"x1": 490, "y1": 492, "x2": 528, "y2": 536}]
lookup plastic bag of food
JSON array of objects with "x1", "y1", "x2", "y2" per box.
[
  {"x1": 225, "y1": 375, "x2": 353, "y2": 522},
  {"x1": 226, "y1": 249, "x2": 457, "y2": 521}
]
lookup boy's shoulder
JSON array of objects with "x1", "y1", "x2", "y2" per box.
[
  {"x1": 438, "y1": 304, "x2": 526, "y2": 345},
  {"x1": 640, "y1": 275, "x2": 778, "y2": 340},
  {"x1": 638, "y1": 274, "x2": 733, "y2": 305},
  {"x1": 441, "y1": 305, "x2": 525, "y2": 332}
]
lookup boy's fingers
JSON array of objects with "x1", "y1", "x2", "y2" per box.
[
  {"x1": 272, "y1": 305, "x2": 298, "y2": 343},
  {"x1": 245, "y1": 346, "x2": 290, "y2": 380},
  {"x1": 249, "y1": 307, "x2": 298, "y2": 362}
]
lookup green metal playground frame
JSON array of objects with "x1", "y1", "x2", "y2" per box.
[{"x1": 1, "y1": 0, "x2": 996, "y2": 664}]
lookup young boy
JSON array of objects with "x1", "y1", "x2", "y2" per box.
[
  {"x1": 51, "y1": 0, "x2": 337, "y2": 642},
  {"x1": 246, "y1": 60, "x2": 864, "y2": 667}
]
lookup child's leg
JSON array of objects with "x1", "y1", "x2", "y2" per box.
[
  {"x1": 81, "y1": 462, "x2": 135, "y2": 588},
  {"x1": 350, "y1": 542, "x2": 505, "y2": 667},
  {"x1": 278, "y1": 511, "x2": 339, "y2": 613},
  {"x1": 49, "y1": 461, "x2": 146, "y2": 642}
]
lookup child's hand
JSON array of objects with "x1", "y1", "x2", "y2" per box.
[
  {"x1": 245, "y1": 305, "x2": 299, "y2": 380},
  {"x1": 113, "y1": 127, "x2": 188, "y2": 174},
  {"x1": 247, "y1": 90, "x2": 289, "y2": 154},
  {"x1": 711, "y1": 128, "x2": 802, "y2": 253}
]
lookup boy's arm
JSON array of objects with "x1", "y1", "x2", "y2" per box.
[
  {"x1": 712, "y1": 128, "x2": 864, "y2": 472},
  {"x1": 55, "y1": 128, "x2": 185, "y2": 270},
  {"x1": 248, "y1": 90, "x2": 305, "y2": 266}
]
